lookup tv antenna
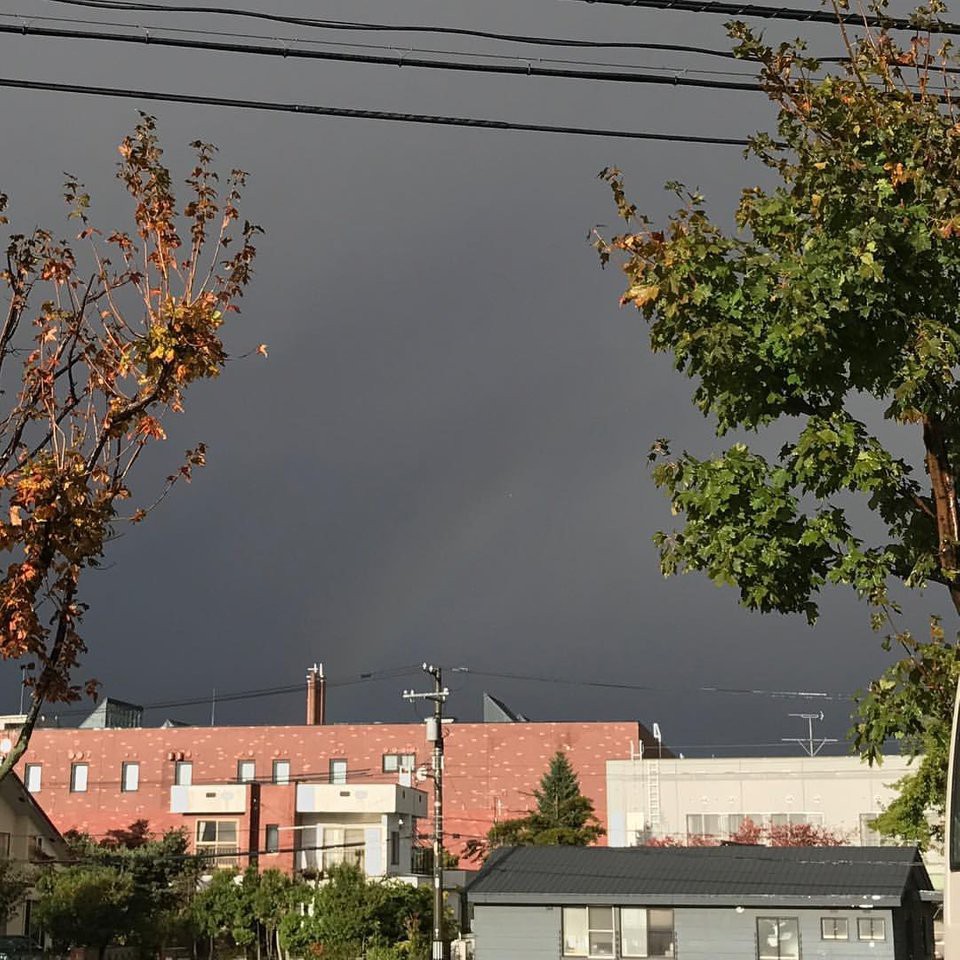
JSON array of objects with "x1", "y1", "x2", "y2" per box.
[{"x1": 782, "y1": 711, "x2": 837, "y2": 757}]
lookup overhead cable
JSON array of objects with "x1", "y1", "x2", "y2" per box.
[
  {"x1": 0, "y1": 21, "x2": 763, "y2": 90},
  {"x1": 574, "y1": 0, "x2": 960, "y2": 35},
  {"x1": 0, "y1": 12, "x2": 760, "y2": 75},
  {"x1": 39, "y1": 0, "x2": 762, "y2": 54},
  {"x1": 0, "y1": 76, "x2": 760, "y2": 144}
]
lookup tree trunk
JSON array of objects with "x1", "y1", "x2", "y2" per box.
[
  {"x1": 923, "y1": 414, "x2": 960, "y2": 615},
  {"x1": 209, "y1": 935, "x2": 214, "y2": 960}
]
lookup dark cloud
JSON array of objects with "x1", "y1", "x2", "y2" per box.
[{"x1": 0, "y1": 0, "x2": 944, "y2": 754}]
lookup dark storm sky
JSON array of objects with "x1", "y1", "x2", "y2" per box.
[{"x1": 0, "y1": 0, "x2": 947, "y2": 755}]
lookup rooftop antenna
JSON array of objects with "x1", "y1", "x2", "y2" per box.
[{"x1": 782, "y1": 711, "x2": 837, "y2": 756}]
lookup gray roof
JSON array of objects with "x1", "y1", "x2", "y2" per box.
[
  {"x1": 482, "y1": 692, "x2": 527, "y2": 723},
  {"x1": 467, "y1": 845, "x2": 930, "y2": 909}
]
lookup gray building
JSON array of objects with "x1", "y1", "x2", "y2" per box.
[{"x1": 466, "y1": 845, "x2": 937, "y2": 960}]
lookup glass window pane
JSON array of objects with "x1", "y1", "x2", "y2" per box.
[
  {"x1": 24, "y1": 765, "x2": 41, "y2": 793},
  {"x1": 588, "y1": 907, "x2": 613, "y2": 931},
  {"x1": 778, "y1": 919, "x2": 800, "y2": 960},
  {"x1": 175, "y1": 761, "x2": 192, "y2": 786},
  {"x1": 197, "y1": 821, "x2": 216, "y2": 842},
  {"x1": 122, "y1": 762, "x2": 139, "y2": 792},
  {"x1": 621, "y1": 907, "x2": 647, "y2": 958},
  {"x1": 702, "y1": 815, "x2": 722, "y2": 836},
  {"x1": 218, "y1": 821, "x2": 237, "y2": 843},
  {"x1": 273, "y1": 760, "x2": 290, "y2": 785},
  {"x1": 757, "y1": 919, "x2": 780, "y2": 960},
  {"x1": 238, "y1": 760, "x2": 255, "y2": 782},
  {"x1": 589, "y1": 932, "x2": 614, "y2": 957},
  {"x1": 563, "y1": 908, "x2": 587, "y2": 957},
  {"x1": 266, "y1": 824, "x2": 279, "y2": 853},
  {"x1": 648, "y1": 909, "x2": 674, "y2": 957},
  {"x1": 71, "y1": 764, "x2": 87, "y2": 792},
  {"x1": 686, "y1": 814, "x2": 701, "y2": 836},
  {"x1": 383, "y1": 754, "x2": 398, "y2": 771}
]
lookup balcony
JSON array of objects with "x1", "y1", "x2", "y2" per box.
[
  {"x1": 170, "y1": 784, "x2": 248, "y2": 814},
  {"x1": 295, "y1": 783, "x2": 426, "y2": 816}
]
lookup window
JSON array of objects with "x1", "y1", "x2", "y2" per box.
[
  {"x1": 24, "y1": 764, "x2": 41, "y2": 793},
  {"x1": 272, "y1": 760, "x2": 290, "y2": 785},
  {"x1": 70, "y1": 762, "x2": 88, "y2": 793},
  {"x1": 321, "y1": 827, "x2": 365, "y2": 873},
  {"x1": 390, "y1": 830, "x2": 400, "y2": 866},
  {"x1": 621, "y1": 908, "x2": 674, "y2": 958},
  {"x1": 196, "y1": 820, "x2": 239, "y2": 868},
  {"x1": 857, "y1": 917, "x2": 886, "y2": 942},
  {"x1": 27, "y1": 836, "x2": 43, "y2": 862},
  {"x1": 265, "y1": 824, "x2": 279, "y2": 854},
  {"x1": 329, "y1": 759, "x2": 347, "y2": 785},
  {"x1": 0, "y1": 833, "x2": 11, "y2": 858},
  {"x1": 174, "y1": 761, "x2": 192, "y2": 786},
  {"x1": 561, "y1": 907, "x2": 614, "y2": 958},
  {"x1": 757, "y1": 918, "x2": 800, "y2": 960},
  {"x1": 121, "y1": 761, "x2": 139, "y2": 792},
  {"x1": 237, "y1": 759, "x2": 255, "y2": 783},
  {"x1": 820, "y1": 918, "x2": 848, "y2": 941},
  {"x1": 382, "y1": 753, "x2": 416, "y2": 773}
]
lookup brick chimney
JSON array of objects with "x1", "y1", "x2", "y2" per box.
[{"x1": 305, "y1": 663, "x2": 326, "y2": 725}]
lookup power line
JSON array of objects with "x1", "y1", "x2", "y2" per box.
[
  {"x1": 574, "y1": 0, "x2": 960, "y2": 35},
  {"x1": 38, "y1": 0, "x2": 763, "y2": 55},
  {"x1": 0, "y1": 12, "x2": 761, "y2": 77},
  {"x1": 0, "y1": 76, "x2": 760, "y2": 144},
  {"x1": 0, "y1": 21, "x2": 764, "y2": 91},
  {"x1": 456, "y1": 667, "x2": 854, "y2": 701}
]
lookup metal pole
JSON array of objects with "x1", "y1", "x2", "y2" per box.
[
  {"x1": 402, "y1": 664, "x2": 450, "y2": 960},
  {"x1": 430, "y1": 664, "x2": 444, "y2": 960}
]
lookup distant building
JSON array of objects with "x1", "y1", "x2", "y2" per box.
[
  {"x1": 78, "y1": 698, "x2": 142, "y2": 730},
  {"x1": 467, "y1": 845, "x2": 937, "y2": 960},
  {"x1": 15, "y1": 671, "x2": 656, "y2": 875}
]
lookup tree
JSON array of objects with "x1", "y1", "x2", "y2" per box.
[
  {"x1": 596, "y1": 1, "x2": 960, "y2": 845},
  {"x1": 62, "y1": 821, "x2": 202, "y2": 955},
  {"x1": 36, "y1": 865, "x2": 135, "y2": 960},
  {"x1": 0, "y1": 857, "x2": 32, "y2": 926},
  {"x1": 279, "y1": 864, "x2": 439, "y2": 960},
  {"x1": 647, "y1": 817, "x2": 847, "y2": 847},
  {"x1": 0, "y1": 114, "x2": 262, "y2": 777},
  {"x1": 465, "y1": 751, "x2": 604, "y2": 859}
]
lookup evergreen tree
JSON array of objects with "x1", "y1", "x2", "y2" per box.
[{"x1": 470, "y1": 752, "x2": 604, "y2": 858}]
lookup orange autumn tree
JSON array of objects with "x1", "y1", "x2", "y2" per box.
[{"x1": 0, "y1": 114, "x2": 262, "y2": 777}]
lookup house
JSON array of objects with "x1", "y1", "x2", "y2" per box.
[
  {"x1": 0, "y1": 770, "x2": 70, "y2": 938},
  {"x1": 466, "y1": 845, "x2": 937, "y2": 960}
]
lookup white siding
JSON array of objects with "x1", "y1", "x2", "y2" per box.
[{"x1": 473, "y1": 905, "x2": 560, "y2": 960}]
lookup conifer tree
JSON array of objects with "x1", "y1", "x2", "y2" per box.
[{"x1": 467, "y1": 751, "x2": 604, "y2": 858}]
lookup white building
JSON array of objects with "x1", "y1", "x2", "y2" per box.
[{"x1": 605, "y1": 754, "x2": 944, "y2": 882}]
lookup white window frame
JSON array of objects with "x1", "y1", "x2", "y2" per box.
[
  {"x1": 272, "y1": 759, "x2": 290, "y2": 785},
  {"x1": 265, "y1": 824, "x2": 280, "y2": 854},
  {"x1": 329, "y1": 758, "x2": 348, "y2": 785},
  {"x1": 561, "y1": 906, "x2": 615, "y2": 958},
  {"x1": 24, "y1": 764, "x2": 41, "y2": 793},
  {"x1": 382, "y1": 752, "x2": 416, "y2": 773},
  {"x1": 321, "y1": 826, "x2": 366, "y2": 873},
  {"x1": 237, "y1": 759, "x2": 255, "y2": 783},
  {"x1": 195, "y1": 819, "x2": 239, "y2": 868},
  {"x1": 70, "y1": 762, "x2": 88, "y2": 793},
  {"x1": 174, "y1": 760, "x2": 192, "y2": 786},
  {"x1": 857, "y1": 917, "x2": 886, "y2": 941},
  {"x1": 121, "y1": 761, "x2": 139, "y2": 793},
  {"x1": 820, "y1": 917, "x2": 848, "y2": 941},
  {"x1": 757, "y1": 917, "x2": 801, "y2": 960}
]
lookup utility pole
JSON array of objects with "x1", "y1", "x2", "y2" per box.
[{"x1": 403, "y1": 663, "x2": 449, "y2": 960}]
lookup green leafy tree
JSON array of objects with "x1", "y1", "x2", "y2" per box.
[
  {"x1": 467, "y1": 751, "x2": 604, "y2": 859},
  {"x1": 597, "y1": 1, "x2": 960, "y2": 847},
  {"x1": 280, "y1": 864, "x2": 440, "y2": 960},
  {"x1": 0, "y1": 858, "x2": 32, "y2": 927},
  {"x1": 36, "y1": 865, "x2": 135, "y2": 960},
  {"x1": 64, "y1": 821, "x2": 202, "y2": 954},
  {"x1": 192, "y1": 869, "x2": 254, "y2": 960}
]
